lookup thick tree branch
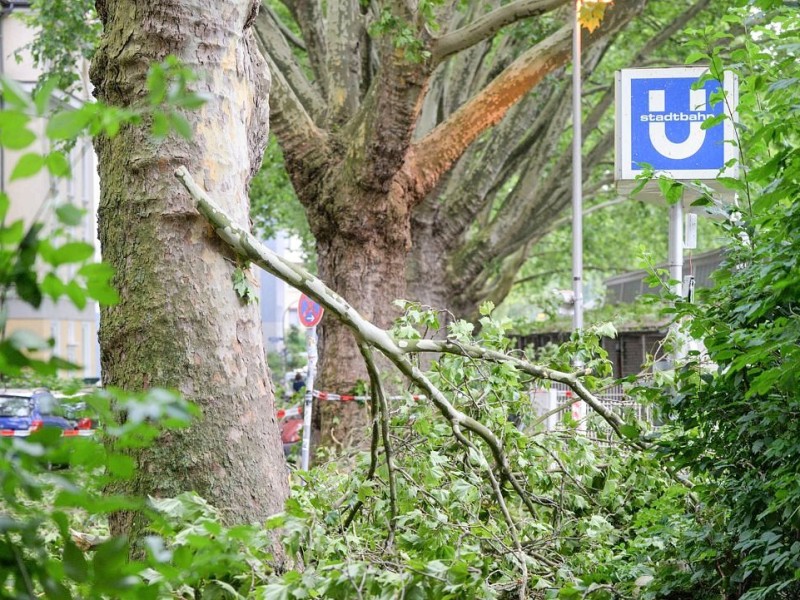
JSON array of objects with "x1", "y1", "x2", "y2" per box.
[
  {"x1": 254, "y1": 10, "x2": 325, "y2": 120},
  {"x1": 259, "y1": 56, "x2": 330, "y2": 207},
  {"x1": 325, "y1": 0, "x2": 364, "y2": 124},
  {"x1": 409, "y1": 24, "x2": 572, "y2": 198},
  {"x1": 281, "y1": 0, "x2": 329, "y2": 95},
  {"x1": 267, "y1": 5, "x2": 307, "y2": 50},
  {"x1": 431, "y1": 0, "x2": 566, "y2": 66}
]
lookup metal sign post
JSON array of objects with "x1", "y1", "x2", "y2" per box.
[
  {"x1": 300, "y1": 325, "x2": 317, "y2": 471},
  {"x1": 297, "y1": 293, "x2": 323, "y2": 471},
  {"x1": 668, "y1": 200, "x2": 685, "y2": 362},
  {"x1": 571, "y1": 0, "x2": 586, "y2": 429}
]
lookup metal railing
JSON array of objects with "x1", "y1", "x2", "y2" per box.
[{"x1": 531, "y1": 382, "x2": 653, "y2": 444}]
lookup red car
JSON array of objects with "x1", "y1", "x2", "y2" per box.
[{"x1": 276, "y1": 406, "x2": 303, "y2": 456}]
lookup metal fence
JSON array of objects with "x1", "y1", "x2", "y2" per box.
[{"x1": 530, "y1": 381, "x2": 653, "y2": 443}]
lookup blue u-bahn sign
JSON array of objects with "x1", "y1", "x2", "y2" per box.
[{"x1": 616, "y1": 67, "x2": 738, "y2": 182}]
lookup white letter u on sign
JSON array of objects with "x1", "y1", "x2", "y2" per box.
[{"x1": 647, "y1": 88, "x2": 707, "y2": 160}]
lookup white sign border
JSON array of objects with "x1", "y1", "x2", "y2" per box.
[{"x1": 615, "y1": 67, "x2": 738, "y2": 181}]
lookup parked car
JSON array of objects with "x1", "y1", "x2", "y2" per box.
[
  {"x1": 276, "y1": 405, "x2": 303, "y2": 457},
  {"x1": 0, "y1": 394, "x2": 33, "y2": 437},
  {"x1": 59, "y1": 399, "x2": 96, "y2": 436},
  {"x1": 0, "y1": 389, "x2": 80, "y2": 437}
]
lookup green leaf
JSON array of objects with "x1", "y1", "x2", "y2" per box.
[
  {"x1": 65, "y1": 280, "x2": 87, "y2": 310},
  {"x1": 51, "y1": 241, "x2": 95, "y2": 266},
  {"x1": 146, "y1": 66, "x2": 167, "y2": 105},
  {"x1": 0, "y1": 126, "x2": 36, "y2": 150},
  {"x1": 657, "y1": 178, "x2": 683, "y2": 204},
  {"x1": 86, "y1": 278, "x2": 120, "y2": 306},
  {"x1": 620, "y1": 424, "x2": 640, "y2": 440},
  {"x1": 46, "y1": 152, "x2": 72, "y2": 178},
  {"x1": 1, "y1": 77, "x2": 32, "y2": 110},
  {"x1": 10, "y1": 153, "x2": 45, "y2": 181},
  {"x1": 41, "y1": 273, "x2": 65, "y2": 300},
  {"x1": 55, "y1": 203, "x2": 86, "y2": 226},
  {"x1": 232, "y1": 266, "x2": 256, "y2": 304},
  {"x1": 14, "y1": 271, "x2": 42, "y2": 308},
  {"x1": 0, "y1": 219, "x2": 24, "y2": 244},
  {"x1": 0, "y1": 192, "x2": 8, "y2": 222},
  {"x1": 46, "y1": 108, "x2": 92, "y2": 140},
  {"x1": 167, "y1": 111, "x2": 192, "y2": 140},
  {"x1": 261, "y1": 583, "x2": 290, "y2": 600},
  {"x1": 175, "y1": 92, "x2": 208, "y2": 109},
  {"x1": 7, "y1": 329, "x2": 50, "y2": 351},
  {"x1": 63, "y1": 539, "x2": 89, "y2": 582},
  {"x1": 78, "y1": 262, "x2": 115, "y2": 279},
  {"x1": 0, "y1": 109, "x2": 28, "y2": 129},
  {"x1": 91, "y1": 537, "x2": 131, "y2": 592},
  {"x1": 106, "y1": 454, "x2": 135, "y2": 478},
  {"x1": 685, "y1": 51, "x2": 708, "y2": 64},
  {"x1": 34, "y1": 77, "x2": 59, "y2": 116},
  {"x1": 150, "y1": 112, "x2": 170, "y2": 138},
  {"x1": 701, "y1": 113, "x2": 726, "y2": 130}
]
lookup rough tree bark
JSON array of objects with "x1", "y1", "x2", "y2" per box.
[{"x1": 91, "y1": 0, "x2": 289, "y2": 538}]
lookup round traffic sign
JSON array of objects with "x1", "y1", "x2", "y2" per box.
[{"x1": 298, "y1": 293, "x2": 324, "y2": 328}]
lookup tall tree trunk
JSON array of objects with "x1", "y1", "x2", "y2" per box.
[
  {"x1": 91, "y1": 0, "x2": 289, "y2": 539},
  {"x1": 311, "y1": 179, "x2": 413, "y2": 449}
]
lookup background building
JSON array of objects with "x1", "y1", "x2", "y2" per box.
[{"x1": 2, "y1": 2, "x2": 101, "y2": 379}]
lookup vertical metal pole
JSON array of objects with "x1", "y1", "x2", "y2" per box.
[
  {"x1": 571, "y1": 0, "x2": 586, "y2": 429},
  {"x1": 571, "y1": 0, "x2": 584, "y2": 333},
  {"x1": 300, "y1": 325, "x2": 317, "y2": 471},
  {"x1": 668, "y1": 201, "x2": 684, "y2": 363}
]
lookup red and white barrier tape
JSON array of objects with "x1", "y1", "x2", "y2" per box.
[
  {"x1": 276, "y1": 390, "x2": 426, "y2": 420},
  {"x1": 312, "y1": 390, "x2": 426, "y2": 403}
]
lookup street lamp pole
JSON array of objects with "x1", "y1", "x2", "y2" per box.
[
  {"x1": 571, "y1": 0, "x2": 584, "y2": 333},
  {"x1": 571, "y1": 0, "x2": 587, "y2": 429}
]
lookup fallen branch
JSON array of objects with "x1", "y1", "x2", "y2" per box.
[
  {"x1": 175, "y1": 167, "x2": 628, "y2": 519},
  {"x1": 397, "y1": 338, "x2": 646, "y2": 449},
  {"x1": 360, "y1": 342, "x2": 398, "y2": 545},
  {"x1": 339, "y1": 344, "x2": 383, "y2": 529}
]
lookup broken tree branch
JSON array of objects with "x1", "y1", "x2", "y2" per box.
[
  {"x1": 359, "y1": 342, "x2": 398, "y2": 543},
  {"x1": 175, "y1": 166, "x2": 635, "y2": 521}
]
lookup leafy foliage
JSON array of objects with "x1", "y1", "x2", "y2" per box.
[
  {"x1": 16, "y1": 0, "x2": 101, "y2": 92},
  {"x1": 249, "y1": 136, "x2": 315, "y2": 261},
  {"x1": 263, "y1": 306, "x2": 679, "y2": 600},
  {"x1": 3, "y1": 3, "x2": 800, "y2": 600},
  {"x1": 632, "y1": 4, "x2": 800, "y2": 598}
]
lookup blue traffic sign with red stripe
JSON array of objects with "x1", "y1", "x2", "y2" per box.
[{"x1": 298, "y1": 294, "x2": 324, "y2": 327}]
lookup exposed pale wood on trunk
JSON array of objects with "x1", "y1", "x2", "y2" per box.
[
  {"x1": 410, "y1": 25, "x2": 572, "y2": 198},
  {"x1": 259, "y1": 50, "x2": 331, "y2": 205}
]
